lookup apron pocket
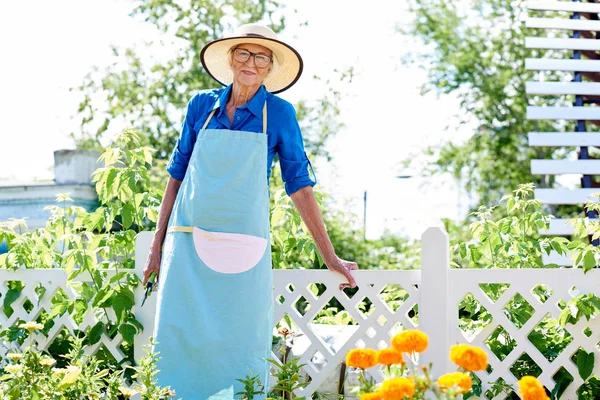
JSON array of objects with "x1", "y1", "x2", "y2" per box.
[{"x1": 191, "y1": 227, "x2": 268, "y2": 274}]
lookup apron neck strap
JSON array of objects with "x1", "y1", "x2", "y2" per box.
[
  {"x1": 202, "y1": 109, "x2": 217, "y2": 130},
  {"x1": 202, "y1": 101, "x2": 268, "y2": 134},
  {"x1": 262, "y1": 103, "x2": 267, "y2": 134}
]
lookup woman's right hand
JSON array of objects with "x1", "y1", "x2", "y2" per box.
[{"x1": 142, "y1": 246, "x2": 162, "y2": 290}]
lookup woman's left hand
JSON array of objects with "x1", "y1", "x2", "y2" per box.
[{"x1": 327, "y1": 257, "x2": 359, "y2": 290}]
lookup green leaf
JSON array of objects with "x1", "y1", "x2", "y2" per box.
[
  {"x1": 577, "y1": 350, "x2": 595, "y2": 381},
  {"x1": 49, "y1": 300, "x2": 70, "y2": 319},
  {"x1": 91, "y1": 270, "x2": 103, "y2": 289},
  {"x1": 127, "y1": 316, "x2": 144, "y2": 332},
  {"x1": 550, "y1": 240, "x2": 565, "y2": 255},
  {"x1": 583, "y1": 250, "x2": 596, "y2": 272},
  {"x1": 119, "y1": 323, "x2": 136, "y2": 343},
  {"x1": 551, "y1": 382, "x2": 561, "y2": 400},
  {"x1": 3, "y1": 288, "x2": 22, "y2": 310},
  {"x1": 99, "y1": 148, "x2": 121, "y2": 167},
  {"x1": 459, "y1": 242, "x2": 467, "y2": 259},
  {"x1": 284, "y1": 314, "x2": 292, "y2": 330},
  {"x1": 113, "y1": 290, "x2": 135, "y2": 323},
  {"x1": 93, "y1": 287, "x2": 114, "y2": 308},
  {"x1": 109, "y1": 271, "x2": 130, "y2": 284},
  {"x1": 101, "y1": 169, "x2": 118, "y2": 201},
  {"x1": 87, "y1": 321, "x2": 104, "y2": 345},
  {"x1": 469, "y1": 245, "x2": 483, "y2": 263},
  {"x1": 121, "y1": 203, "x2": 135, "y2": 229}
]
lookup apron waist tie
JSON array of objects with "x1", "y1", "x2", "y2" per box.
[{"x1": 167, "y1": 226, "x2": 194, "y2": 233}]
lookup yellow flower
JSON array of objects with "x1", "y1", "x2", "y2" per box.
[
  {"x1": 52, "y1": 367, "x2": 68, "y2": 376},
  {"x1": 437, "y1": 372, "x2": 472, "y2": 394},
  {"x1": 4, "y1": 364, "x2": 21, "y2": 374},
  {"x1": 19, "y1": 322, "x2": 44, "y2": 332},
  {"x1": 360, "y1": 391, "x2": 383, "y2": 400},
  {"x1": 449, "y1": 344, "x2": 488, "y2": 372},
  {"x1": 376, "y1": 347, "x2": 405, "y2": 366},
  {"x1": 119, "y1": 387, "x2": 138, "y2": 398},
  {"x1": 381, "y1": 377, "x2": 415, "y2": 400},
  {"x1": 6, "y1": 353, "x2": 22, "y2": 361},
  {"x1": 40, "y1": 358, "x2": 56, "y2": 367},
  {"x1": 391, "y1": 330, "x2": 429, "y2": 353},
  {"x1": 517, "y1": 376, "x2": 549, "y2": 400},
  {"x1": 59, "y1": 365, "x2": 82, "y2": 385},
  {"x1": 346, "y1": 348, "x2": 377, "y2": 369}
]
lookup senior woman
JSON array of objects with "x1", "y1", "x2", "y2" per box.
[{"x1": 142, "y1": 24, "x2": 358, "y2": 399}]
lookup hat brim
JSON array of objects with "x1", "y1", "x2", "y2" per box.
[{"x1": 200, "y1": 36, "x2": 303, "y2": 94}]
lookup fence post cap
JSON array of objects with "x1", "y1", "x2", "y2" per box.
[{"x1": 422, "y1": 226, "x2": 448, "y2": 240}]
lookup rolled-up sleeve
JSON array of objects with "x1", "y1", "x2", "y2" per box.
[
  {"x1": 278, "y1": 103, "x2": 317, "y2": 196},
  {"x1": 166, "y1": 96, "x2": 198, "y2": 181}
]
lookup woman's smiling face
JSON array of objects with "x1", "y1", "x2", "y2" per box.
[{"x1": 230, "y1": 43, "x2": 273, "y2": 88}]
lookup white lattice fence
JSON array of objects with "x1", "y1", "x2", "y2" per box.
[
  {"x1": 272, "y1": 269, "x2": 421, "y2": 396},
  {"x1": 441, "y1": 268, "x2": 600, "y2": 399},
  {"x1": 3, "y1": 228, "x2": 600, "y2": 398},
  {"x1": 0, "y1": 268, "x2": 131, "y2": 367}
]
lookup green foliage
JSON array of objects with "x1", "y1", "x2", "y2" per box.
[
  {"x1": 401, "y1": 0, "x2": 577, "y2": 206},
  {"x1": 236, "y1": 372, "x2": 265, "y2": 400},
  {"x1": 577, "y1": 376, "x2": 600, "y2": 400},
  {"x1": 577, "y1": 351, "x2": 595, "y2": 382},
  {"x1": 127, "y1": 338, "x2": 178, "y2": 399},
  {"x1": 0, "y1": 325, "x2": 174, "y2": 399},
  {"x1": 269, "y1": 185, "x2": 419, "y2": 271},
  {"x1": 266, "y1": 329, "x2": 309, "y2": 400},
  {"x1": 0, "y1": 129, "x2": 160, "y2": 370},
  {"x1": 558, "y1": 293, "x2": 600, "y2": 327},
  {"x1": 452, "y1": 184, "x2": 566, "y2": 269},
  {"x1": 452, "y1": 183, "x2": 600, "y2": 397},
  {"x1": 73, "y1": 0, "x2": 285, "y2": 157}
]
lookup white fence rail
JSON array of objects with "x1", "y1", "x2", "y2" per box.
[{"x1": 2, "y1": 228, "x2": 600, "y2": 399}]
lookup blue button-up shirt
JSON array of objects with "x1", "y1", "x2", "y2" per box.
[{"x1": 166, "y1": 84, "x2": 316, "y2": 196}]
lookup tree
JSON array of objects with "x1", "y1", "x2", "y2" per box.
[
  {"x1": 400, "y1": 0, "x2": 574, "y2": 207},
  {"x1": 73, "y1": 0, "x2": 283, "y2": 157},
  {"x1": 72, "y1": 0, "x2": 341, "y2": 163}
]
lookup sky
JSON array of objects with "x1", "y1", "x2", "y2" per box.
[{"x1": 0, "y1": 0, "x2": 473, "y2": 239}]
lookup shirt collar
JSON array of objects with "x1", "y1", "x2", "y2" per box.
[
  {"x1": 243, "y1": 85, "x2": 267, "y2": 118},
  {"x1": 213, "y1": 84, "x2": 267, "y2": 118}
]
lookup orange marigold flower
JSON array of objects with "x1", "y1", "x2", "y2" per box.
[
  {"x1": 381, "y1": 377, "x2": 415, "y2": 400},
  {"x1": 360, "y1": 391, "x2": 383, "y2": 400},
  {"x1": 391, "y1": 330, "x2": 429, "y2": 353},
  {"x1": 346, "y1": 348, "x2": 377, "y2": 369},
  {"x1": 449, "y1": 344, "x2": 488, "y2": 371},
  {"x1": 517, "y1": 376, "x2": 549, "y2": 400},
  {"x1": 376, "y1": 347, "x2": 405, "y2": 366},
  {"x1": 437, "y1": 372, "x2": 472, "y2": 395}
]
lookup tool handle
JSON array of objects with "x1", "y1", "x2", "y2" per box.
[{"x1": 146, "y1": 271, "x2": 157, "y2": 288}]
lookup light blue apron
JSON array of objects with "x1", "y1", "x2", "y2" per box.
[{"x1": 152, "y1": 102, "x2": 274, "y2": 399}]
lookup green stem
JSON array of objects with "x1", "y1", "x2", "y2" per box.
[
  {"x1": 61, "y1": 199, "x2": 66, "y2": 258},
  {"x1": 82, "y1": 238, "x2": 114, "y2": 327},
  {"x1": 484, "y1": 220, "x2": 496, "y2": 268}
]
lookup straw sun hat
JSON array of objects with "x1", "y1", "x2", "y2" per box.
[{"x1": 200, "y1": 24, "x2": 303, "y2": 94}]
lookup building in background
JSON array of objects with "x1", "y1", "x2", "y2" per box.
[{"x1": 0, "y1": 150, "x2": 101, "y2": 253}]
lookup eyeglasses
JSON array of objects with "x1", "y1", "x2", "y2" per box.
[{"x1": 232, "y1": 48, "x2": 273, "y2": 69}]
